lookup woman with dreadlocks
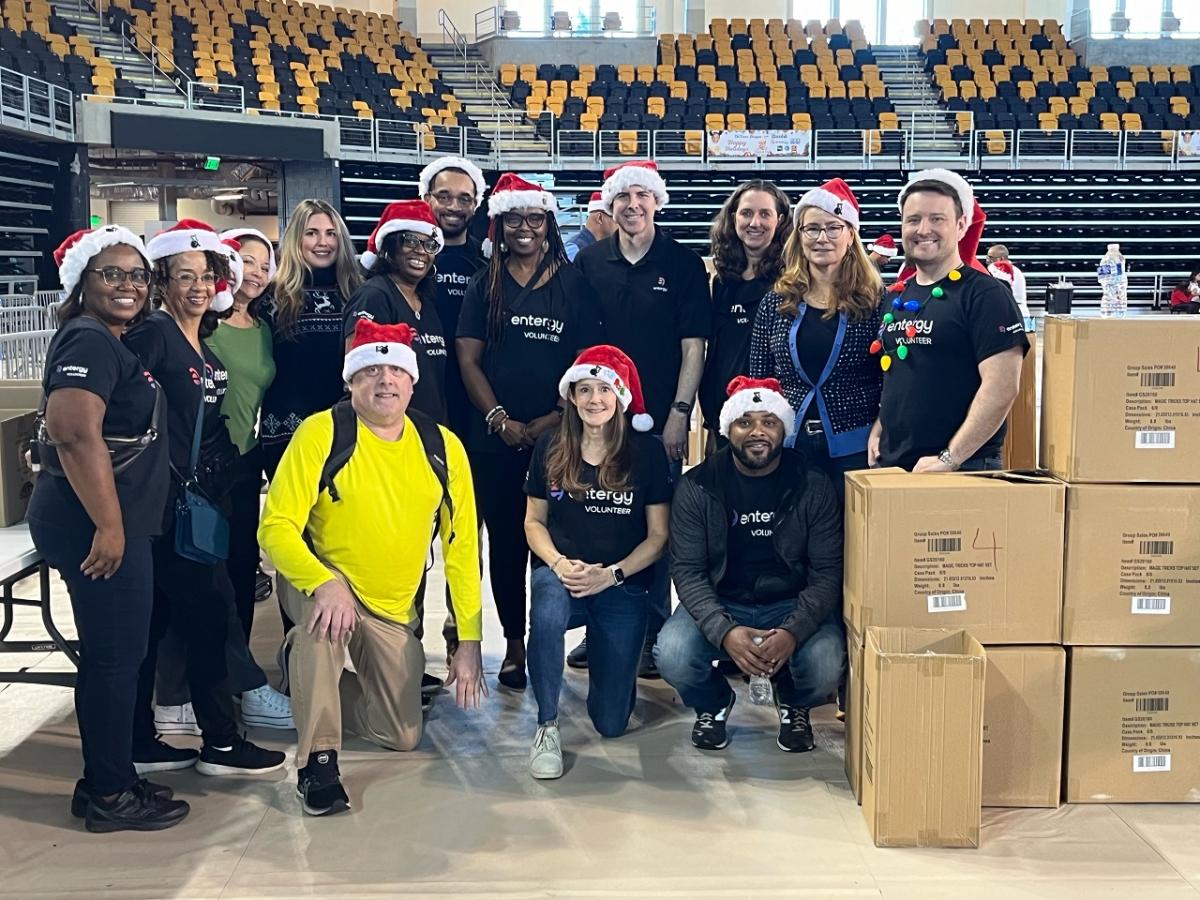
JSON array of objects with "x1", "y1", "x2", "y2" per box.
[{"x1": 456, "y1": 173, "x2": 604, "y2": 691}]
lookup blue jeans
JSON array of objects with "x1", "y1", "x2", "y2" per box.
[
  {"x1": 654, "y1": 600, "x2": 845, "y2": 714},
  {"x1": 528, "y1": 566, "x2": 649, "y2": 736},
  {"x1": 958, "y1": 454, "x2": 1003, "y2": 472}
]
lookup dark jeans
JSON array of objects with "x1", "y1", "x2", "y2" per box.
[
  {"x1": 528, "y1": 566, "x2": 648, "y2": 736},
  {"x1": 472, "y1": 448, "x2": 532, "y2": 641},
  {"x1": 226, "y1": 445, "x2": 264, "y2": 643},
  {"x1": 958, "y1": 454, "x2": 1004, "y2": 472},
  {"x1": 792, "y1": 430, "x2": 868, "y2": 510},
  {"x1": 30, "y1": 518, "x2": 152, "y2": 797},
  {"x1": 646, "y1": 437, "x2": 682, "y2": 643},
  {"x1": 134, "y1": 527, "x2": 240, "y2": 748},
  {"x1": 654, "y1": 600, "x2": 846, "y2": 714}
]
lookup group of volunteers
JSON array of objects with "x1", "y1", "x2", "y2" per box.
[{"x1": 30, "y1": 154, "x2": 1028, "y2": 831}]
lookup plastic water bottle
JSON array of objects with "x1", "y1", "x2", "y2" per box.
[
  {"x1": 748, "y1": 636, "x2": 773, "y2": 705},
  {"x1": 1097, "y1": 243, "x2": 1127, "y2": 318}
]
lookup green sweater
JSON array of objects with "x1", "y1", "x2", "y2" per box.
[{"x1": 206, "y1": 319, "x2": 276, "y2": 454}]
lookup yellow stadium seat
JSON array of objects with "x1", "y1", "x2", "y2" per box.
[{"x1": 618, "y1": 130, "x2": 639, "y2": 154}]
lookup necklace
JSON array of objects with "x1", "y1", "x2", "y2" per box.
[{"x1": 869, "y1": 266, "x2": 964, "y2": 371}]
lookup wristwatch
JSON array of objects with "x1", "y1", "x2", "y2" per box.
[
  {"x1": 671, "y1": 401, "x2": 693, "y2": 416},
  {"x1": 610, "y1": 566, "x2": 626, "y2": 585},
  {"x1": 938, "y1": 448, "x2": 960, "y2": 470}
]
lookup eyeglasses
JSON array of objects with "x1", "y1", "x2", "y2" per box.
[
  {"x1": 430, "y1": 191, "x2": 476, "y2": 209},
  {"x1": 85, "y1": 266, "x2": 151, "y2": 287},
  {"x1": 400, "y1": 233, "x2": 440, "y2": 254},
  {"x1": 800, "y1": 224, "x2": 847, "y2": 240},
  {"x1": 168, "y1": 272, "x2": 217, "y2": 287},
  {"x1": 502, "y1": 212, "x2": 548, "y2": 230}
]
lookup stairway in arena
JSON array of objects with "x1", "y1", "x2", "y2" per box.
[{"x1": 874, "y1": 44, "x2": 960, "y2": 159}]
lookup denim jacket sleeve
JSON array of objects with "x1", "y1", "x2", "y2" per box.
[
  {"x1": 669, "y1": 477, "x2": 737, "y2": 648},
  {"x1": 778, "y1": 470, "x2": 844, "y2": 644}
]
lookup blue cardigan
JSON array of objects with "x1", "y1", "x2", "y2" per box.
[{"x1": 748, "y1": 292, "x2": 883, "y2": 458}]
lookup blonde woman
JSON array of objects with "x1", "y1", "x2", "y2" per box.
[
  {"x1": 260, "y1": 199, "x2": 363, "y2": 477},
  {"x1": 748, "y1": 178, "x2": 883, "y2": 486}
]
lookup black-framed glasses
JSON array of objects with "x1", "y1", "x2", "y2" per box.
[
  {"x1": 400, "y1": 233, "x2": 440, "y2": 254},
  {"x1": 430, "y1": 190, "x2": 476, "y2": 209},
  {"x1": 85, "y1": 266, "x2": 151, "y2": 287},
  {"x1": 168, "y1": 272, "x2": 217, "y2": 287},
  {"x1": 800, "y1": 223, "x2": 847, "y2": 240},
  {"x1": 502, "y1": 212, "x2": 548, "y2": 230}
]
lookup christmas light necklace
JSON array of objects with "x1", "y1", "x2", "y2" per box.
[{"x1": 869, "y1": 266, "x2": 964, "y2": 371}]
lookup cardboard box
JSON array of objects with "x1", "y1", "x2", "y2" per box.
[
  {"x1": 1002, "y1": 331, "x2": 1038, "y2": 470},
  {"x1": 1065, "y1": 647, "x2": 1200, "y2": 803},
  {"x1": 861, "y1": 627, "x2": 986, "y2": 848},
  {"x1": 1063, "y1": 484, "x2": 1200, "y2": 646},
  {"x1": 983, "y1": 646, "x2": 1065, "y2": 808},
  {"x1": 845, "y1": 629, "x2": 864, "y2": 803},
  {"x1": 1041, "y1": 316, "x2": 1200, "y2": 482},
  {"x1": 844, "y1": 469, "x2": 1065, "y2": 643}
]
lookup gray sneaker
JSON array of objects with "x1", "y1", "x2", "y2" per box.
[{"x1": 529, "y1": 722, "x2": 564, "y2": 780}]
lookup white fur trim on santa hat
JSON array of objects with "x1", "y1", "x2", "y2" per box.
[
  {"x1": 796, "y1": 186, "x2": 860, "y2": 230},
  {"x1": 988, "y1": 262, "x2": 1014, "y2": 285},
  {"x1": 220, "y1": 228, "x2": 276, "y2": 279},
  {"x1": 601, "y1": 165, "x2": 669, "y2": 213},
  {"x1": 211, "y1": 244, "x2": 242, "y2": 313},
  {"x1": 57, "y1": 225, "x2": 147, "y2": 299},
  {"x1": 145, "y1": 224, "x2": 224, "y2": 262},
  {"x1": 342, "y1": 339, "x2": 420, "y2": 385},
  {"x1": 558, "y1": 362, "x2": 652, "y2": 432},
  {"x1": 898, "y1": 168, "x2": 975, "y2": 225},
  {"x1": 868, "y1": 240, "x2": 898, "y2": 258},
  {"x1": 418, "y1": 156, "x2": 487, "y2": 208},
  {"x1": 719, "y1": 385, "x2": 796, "y2": 438},
  {"x1": 587, "y1": 195, "x2": 608, "y2": 215},
  {"x1": 373, "y1": 217, "x2": 444, "y2": 257},
  {"x1": 488, "y1": 188, "x2": 556, "y2": 217}
]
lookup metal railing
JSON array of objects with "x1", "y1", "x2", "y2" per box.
[
  {"x1": 474, "y1": 3, "x2": 657, "y2": 38},
  {"x1": 0, "y1": 330, "x2": 56, "y2": 379},
  {"x1": 1072, "y1": 6, "x2": 1200, "y2": 40},
  {"x1": 437, "y1": 9, "x2": 516, "y2": 122},
  {"x1": 117, "y1": 18, "x2": 190, "y2": 102},
  {"x1": 0, "y1": 65, "x2": 75, "y2": 140}
]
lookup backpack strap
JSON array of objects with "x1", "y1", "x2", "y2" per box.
[
  {"x1": 319, "y1": 399, "x2": 358, "y2": 502},
  {"x1": 406, "y1": 408, "x2": 455, "y2": 543}
]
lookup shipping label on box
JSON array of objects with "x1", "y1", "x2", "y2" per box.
[
  {"x1": 1064, "y1": 485, "x2": 1200, "y2": 646},
  {"x1": 844, "y1": 469, "x2": 1064, "y2": 643},
  {"x1": 1065, "y1": 647, "x2": 1200, "y2": 803},
  {"x1": 861, "y1": 627, "x2": 985, "y2": 848},
  {"x1": 983, "y1": 646, "x2": 1064, "y2": 808},
  {"x1": 1042, "y1": 316, "x2": 1200, "y2": 482}
]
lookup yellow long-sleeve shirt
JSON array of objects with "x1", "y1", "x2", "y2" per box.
[{"x1": 257, "y1": 409, "x2": 482, "y2": 640}]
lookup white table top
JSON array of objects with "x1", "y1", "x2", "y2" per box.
[{"x1": 0, "y1": 522, "x2": 40, "y2": 582}]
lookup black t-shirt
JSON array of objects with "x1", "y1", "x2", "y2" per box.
[
  {"x1": 27, "y1": 316, "x2": 170, "y2": 538},
  {"x1": 575, "y1": 229, "x2": 712, "y2": 433},
  {"x1": 343, "y1": 275, "x2": 448, "y2": 422},
  {"x1": 794, "y1": 305, "x2": 840, "y2": 389},
  {"x1": 878, "y1": 266, "x2": 1030, "y2": 470},
  {"x1": 457, "y1": 263, "x2": 604, "y2": 454},
  {"x1": 432, "y1": 239, "x2": 486, "y2": 436},
  {"x1": 524, "y1": 430, "x2": 672, "y2": 587},
  {"x1": 699, "y1": 273, "x2": 771, "y2": 429},
  {"x1": 125, "y1": 310, "x2": 236, "y2": 480},
  {"x1": 717, "y1": 465, "x2": 795, "y2": 604}
]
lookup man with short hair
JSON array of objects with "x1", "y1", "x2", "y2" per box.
[
  {"x1": 575, "y1": 160, "x2": 712, "y2": 675},
  {"x1": 986, "y1": 243, "x2": 1029, "y2": 316},
  {"x1": 866, "y1": 233, "x2": 900, "y2": 271},
  {"x1": 655, "y1": 377, "x2": 843, "y2": 754},
  {"x1": 259, "y1": 319, "x2": 486, "y2": 817},
  {"x1": 564, "y1": 192, "x2": 616, "y2": 261},
  {"x1": 869, "y1": 169, "x2": 1029, "y2": 473}
]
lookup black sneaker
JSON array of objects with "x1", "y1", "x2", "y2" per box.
[
  {"x1": 776, "y1": 702, "x2": 815, "y2": 753},
  {"x1": 71, "y1": 778, "x2": 174, "y2": 818},
  {"x1": 691, "y1": 691, "x2": 736, "y2": 750},
  {"x1": 637, "y1": 641, "x2": 661, "y2": 680},
  {"x1": 566, "y1": 637, "x2": 588, "y2": 670},
  {"x1": 84, "y1": 787, "x2": 190, "y2": 833},
  {"x1": 297, "y1": 749, "x2": 350, "y2": 816},
  {"x1": 132, "y1": 738, "x2": 199, "y2": 774},
  {"x1": 195, "y1": 735, "x2": 286, "y2": 776},
  {"x1": 420, "y1": 672, "x2": 442, "y2": 712},
  {"x1": 254, "y1": 566, "x2": 273, "y2": 603}
]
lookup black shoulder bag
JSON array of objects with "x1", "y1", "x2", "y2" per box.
[{"x1": 173, "y1": 387, "x2": 230, "y2": 564}]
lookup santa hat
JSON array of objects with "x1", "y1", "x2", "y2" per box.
[
  {"x1": 795, "y1": 178, "x2": 860, "y2": 231},
  {"x1": 342, "y1": 317, "x2": 420, "y2": 385},
  {"x1": 210, "y1": 238, "x2": 243, "y2": 313},
  {"x1": 53, "y1": 225, "x2": 148, "y2": 298},
  {"x1": 587, "y1": 191, "x2": 607, "y2": 215},
  {"x1": 418, "y1": 156, "x2": 487, "y2": 208},
  {"x1": 558, "y1": 344, "x2": 653, "y2": 432},
  {"x1": 145, "y1": 218, "x2": 225, "y2": 262},
  {"x1": 719, "y1": 376, "x2": 796, "y2": 439},
  {"x1": 868, "y1": 234, "x2": 898, "y2": 257},
  {"x1": 220, "y1": 227, "x2": 276, "y2": 280},
  {"x1": 988, "y1": 258, "x2": 1015, "y2": 286},
  {"x1": 360, "y1": 199, "x2": 444, "y2": 270},
  {"x1": 601, "y1": 160, "x2": 669, "y2": 212},
  {"x1": 898, "y1": 168, "x2": 975, "y2": 225},
  {"x1": 894, "y1": 198, "x2": 989, "y2": 287}
]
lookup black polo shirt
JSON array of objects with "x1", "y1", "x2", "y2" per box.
[{"x1": 575, "y1": 227, "x2": 712, "y2": 434}]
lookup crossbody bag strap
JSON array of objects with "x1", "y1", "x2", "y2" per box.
[{"x1": 185, "y1": 358, "x2": 207, "y2": 479}]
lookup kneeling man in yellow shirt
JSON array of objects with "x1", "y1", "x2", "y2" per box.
[{"x1": 259, "y1": 319, "x2": 487, "y2": 817}]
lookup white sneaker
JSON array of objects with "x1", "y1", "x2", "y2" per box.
[
  {"x1": 154, "y1": 703, "x2": 201, "y2": 736},
  {"x1": 239, "y1": 684, "x2": 295, "y2": 730},
  {"x1": 529, "y1": 722, "x2": 563, "y2": 780}
]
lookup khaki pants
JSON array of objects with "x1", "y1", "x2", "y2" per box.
[{"x1": 278, "y1": 570, "x2": 425, "y2": 765}]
